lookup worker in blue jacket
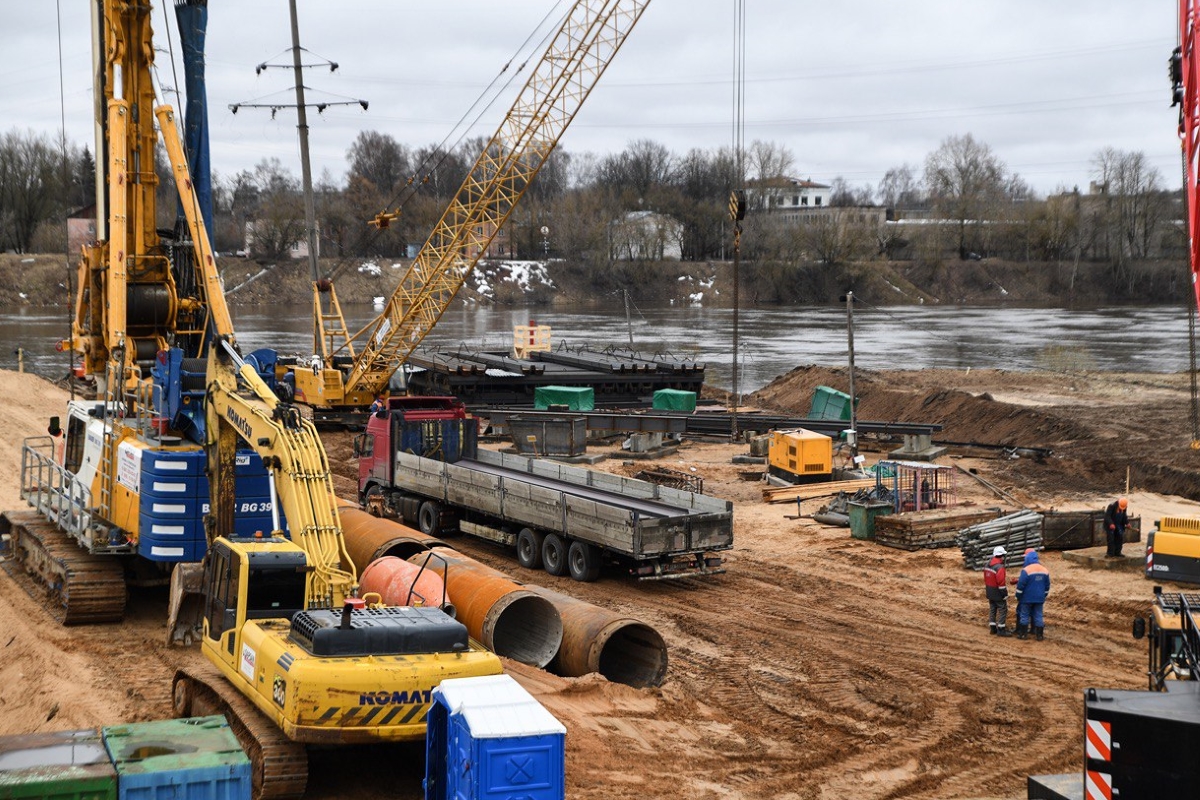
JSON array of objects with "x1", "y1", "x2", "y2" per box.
[{"x1": 1015, "y1": 548, "x2": 1051, "y2": 641}]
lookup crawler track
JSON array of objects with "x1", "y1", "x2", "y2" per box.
[
  {"x1": 173, "y1": 663, "x2": 308, "y2": 800},
  {"x1": 1, "y1": 510, "x2": 126, "y2": 624}
]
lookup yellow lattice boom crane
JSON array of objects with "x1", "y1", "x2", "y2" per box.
[{"x1": 291, "y1": 0, "x2": 651, "y2": 422}]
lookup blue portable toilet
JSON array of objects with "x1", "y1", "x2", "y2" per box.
[{"x1": 425, "y1": 674, "x2": 566, "y2": 800}]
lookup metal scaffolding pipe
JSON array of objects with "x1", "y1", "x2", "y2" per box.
[
  {"x1": 407, "y1": 547, "x2": 563, "y2": 669},
  {"x1": 528, "y1": 585, "x2": 668, "y2": 688}
]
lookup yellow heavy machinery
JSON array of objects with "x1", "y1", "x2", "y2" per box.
[
  {"x1": 172, "y1": 339, "x2": 502, "y2": 799},
  {"x1": 0, "y1": 0, "x2": 239, "y2": 623},
  {"x1": 291, "y1": 0, "x2": 652, "y2": 423}
]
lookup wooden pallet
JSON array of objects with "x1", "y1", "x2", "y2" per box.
[{"x1": 874, "y1": 508, "x2": 1002, "y2": 551}]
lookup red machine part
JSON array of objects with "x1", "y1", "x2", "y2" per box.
[{"x1": 1178, "y1": 0, "x2": 1200, "y2": 313}]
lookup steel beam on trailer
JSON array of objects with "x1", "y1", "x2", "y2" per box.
[{"x1": 476, "y1": 409, "x2": 688, "y2": 434}]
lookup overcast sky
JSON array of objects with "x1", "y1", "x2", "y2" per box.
[{"x1": 1, "y1": 1, "x2": 1180, "y2": 198}]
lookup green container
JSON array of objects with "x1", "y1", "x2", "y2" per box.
[
  {"x1": 651, "y1": 389, "x2": 697, "y2": 412},
  {"x1": 102, "y1": 717, "x2": 250, "y2": 800},
  {"x1": 0, "y1": 729, "x2": 117, "y2": 800},
  {"x1": 809, "y1": 385, "x2": 852, "y2": 421},
  {"x1": 848, "y1": 501, "x2": 893, "y2": 541},
  {"x1": 534, "y1": 385, "x2": 595, "y2": 411}
]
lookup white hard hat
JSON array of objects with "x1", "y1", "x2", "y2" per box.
[{"x1": 993, "y1": 546, "x2": 1007, "y2": 557}]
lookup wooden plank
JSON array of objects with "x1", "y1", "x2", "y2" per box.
[{"x1": 763, "y1": 477, "x2": 877, "y2": 504}]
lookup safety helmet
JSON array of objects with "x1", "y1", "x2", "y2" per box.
[
  {"x1": 992, "y1": 546, "x2": 1007, "y2": 557},
  {"x1": 1118, "y1": 497, "x2": 1128, "y2": 510}
]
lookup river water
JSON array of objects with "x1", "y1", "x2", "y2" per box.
[{"x1": 2, "y1": 302, "x2": 1190, "y2": 392}]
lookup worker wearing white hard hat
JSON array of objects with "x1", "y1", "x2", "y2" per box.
[{"x1": 983, "y1": 545, "x2": 1011, "y2": 636}]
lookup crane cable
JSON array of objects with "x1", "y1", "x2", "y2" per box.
[
  {"x1": 55, "y1": 0, "x2": 75, "y2": 400},
  {"x1": 729, "y1": 0, "x2": 746, "y2": 437},
  {"x1": 322, "y1": 1, "x2": 573, "y2": 285}
]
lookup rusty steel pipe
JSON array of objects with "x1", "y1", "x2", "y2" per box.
[
  {"x1": 408, "y1": 547, "x2": 563, "y2": 669},
  {"x1": 528, "y1": 585, "x2": 668, "y2": 688},
  {"x1": 338, "y1": 504, "x2": 450, "y2": 574}
]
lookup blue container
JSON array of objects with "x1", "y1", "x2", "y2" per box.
[
  {"x1": 425, "y1": 675, "x2": 565, "y2": 800},
  {"x1": 140, "y1": 493, "x2": 204, "y2": 520},
  {"x1": 102, "y1": 717, "x2": 250, "y2": 800},
  {"x1": 142, "y1": 450, "x2": 206, "y2": 478},
  {"x1": 137, "y1": 532, "x2": 205, "y2": 563}
]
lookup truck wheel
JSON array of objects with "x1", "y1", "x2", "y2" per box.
[
  {"x1": 516, "y1": 528, "x2": 545, "y2": 570},
  {"x1": 364, "y1": 485, "x2": 385, "y2": 517},
  {"x1": 542, "y1": 534, "x2": 568, "y2": 576},
  {"x1": 567, "y1": 541, "x2": 602, "y2": 582},
  {"x1": 418, "y1": 501, "x2": 443, "y2": 535}
]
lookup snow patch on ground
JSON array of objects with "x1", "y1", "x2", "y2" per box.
[{"x1": 472, "y1": 260, "x2": 555, "y2": 299}]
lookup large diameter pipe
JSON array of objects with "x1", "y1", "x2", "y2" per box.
[
  {"x1": 409, "y1": 548, "x2": 562, "y2": 669},
  {"x1": 360, "y1": 556, "x2": 452, "y2": 615},
  {"x1": 338, "y1": 504, "x2": 450, "y2": 574},
  {"x1": 528, "y1": 585, "x2": 668, "y2": 688}
]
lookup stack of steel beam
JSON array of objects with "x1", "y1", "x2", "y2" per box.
[{"x1": 956, "y1": 510, "x2": 1044, "y2": 570}]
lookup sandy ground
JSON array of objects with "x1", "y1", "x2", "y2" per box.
[{"x1": 3, "y1": 366, "x2": 1200, "y2": 800}]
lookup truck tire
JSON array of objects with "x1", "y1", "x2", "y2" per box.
[
  {"x1": 364, "y1": 485, "x2": 385, "y2": 517},
  {"x1": 567, "y1": 540, "x2": 602, "y2": 582},
  {"x1": 516, "y1": 528, "x2": 545, "y2": 570},
  {"x1": 542, "y1": 534, "x2": 568, "y2": 576},
  {"x1": 418, "y1": 501, "x2": 443, "y2": 535}
]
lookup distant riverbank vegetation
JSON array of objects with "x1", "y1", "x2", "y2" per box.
[{"x1": 0, "y1": 128, "x2": 1187, "y2": 308}]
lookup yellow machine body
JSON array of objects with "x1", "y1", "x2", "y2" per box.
[
  {"x1": 767, "y1": 429, "x2": 833, "y2": 484},
  {"x1": 198, "y1": 537, "x2": 502, "y2": 744}
]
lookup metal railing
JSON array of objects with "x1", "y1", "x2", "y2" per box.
[{"x1": 18, "y1": 436, "x2": 119, "y2": 553}]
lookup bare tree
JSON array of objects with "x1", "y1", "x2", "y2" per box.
[
  {"x1": 1090, "y1": 147, "x2": 1168, "y2": 288},
  {"x1": 828, "y1": 176, "x2": 873, "y2": 207},
  {"x1": 924, "y1": 134, "x2": 1013, "y2": 258},
  {"x1": 0, "y1": 129, "x2": 64, "y2": 253},
  {"x1": 878, "y1": 164, "x2": 924, "y2": 210},
  {"x1": 346, "y1": 130, "x2": 411, "y2": 196},
  {"x1": 747, "y1": 140, "x2": 795, "y2": 181}
]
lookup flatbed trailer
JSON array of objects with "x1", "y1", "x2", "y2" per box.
[{"x1": 356, "y1": 400, "x2": 733, "y2": 581}]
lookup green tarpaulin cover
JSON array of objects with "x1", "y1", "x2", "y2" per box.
[
  {"x1": 534, "y1": 385, "x2": 595, "y2": 411},
  {"x1": 809, "y1": 385, "x2": 852, "y2": 420},
  {"x1": 652, "y1": 389, "x2": 697, "y2": 412}
]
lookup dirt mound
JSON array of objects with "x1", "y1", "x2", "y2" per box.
[{"x1": 751, "y1": 365, "x2": 1094, "y2": 447}]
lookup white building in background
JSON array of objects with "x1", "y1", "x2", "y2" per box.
[{"x1": 746, "y1": 177, "x2": 832, "y2": 213}]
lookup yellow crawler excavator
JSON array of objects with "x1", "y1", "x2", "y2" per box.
[{"x1": 171, "y1": 338, "x2": 502, "y2": 799}]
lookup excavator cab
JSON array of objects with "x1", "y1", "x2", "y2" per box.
[{"x1": 202, "y1": 538, "x2": 307, "y2": 645}]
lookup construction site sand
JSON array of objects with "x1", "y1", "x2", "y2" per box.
[{"x1": 2, "y1": 366, "x2": 1199, "y2": 800}]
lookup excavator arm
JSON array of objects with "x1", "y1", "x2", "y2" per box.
[{"x1": 205, "y1": 338, "x2": 356, "y2": 609}]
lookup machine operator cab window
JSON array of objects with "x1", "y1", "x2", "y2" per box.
[{"x1": 203, "y1": 539, "x2": 307, "y2": 654}]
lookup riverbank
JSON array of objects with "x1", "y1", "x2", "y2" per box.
[{"x1": 1, "y1": 251, "x2": 1186, "y2": 309}]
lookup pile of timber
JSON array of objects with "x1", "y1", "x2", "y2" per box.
[
  {"x1": 762, "y1": 477, "x2": 876, "y2": 504},
  {"x1": 955, "y1": 510, "x2": 1045, "y2": 570},
  {"x1": 874, "y1": 507, "x2": 1003, "y2": 551}
]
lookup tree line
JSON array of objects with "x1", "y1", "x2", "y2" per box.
[{"x1": 0, "y1": 126, "x2": 1177, "y2": 291}]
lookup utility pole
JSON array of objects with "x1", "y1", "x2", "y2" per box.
[
  {"x1": 288, "y1": 0, "x2": 319, "y2": 284},
  {"x1": 229, "y1": 0, "x2": 367, "y2": 286},
  {"x1": 846, "y1": 291, "x2": 859, "y2": 463}
]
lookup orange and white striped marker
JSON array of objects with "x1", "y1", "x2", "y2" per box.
[
  {"x1": 1085, "y1": 719, "x2": 1112, "y2": 761},
  {"x1": 1085, "y1": 769, "x2": 1112, "y2": 800}
]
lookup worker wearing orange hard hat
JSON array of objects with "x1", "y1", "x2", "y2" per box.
[{"x1": 1103, "y1": 497, "x2": 1129, "y2": 558}]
